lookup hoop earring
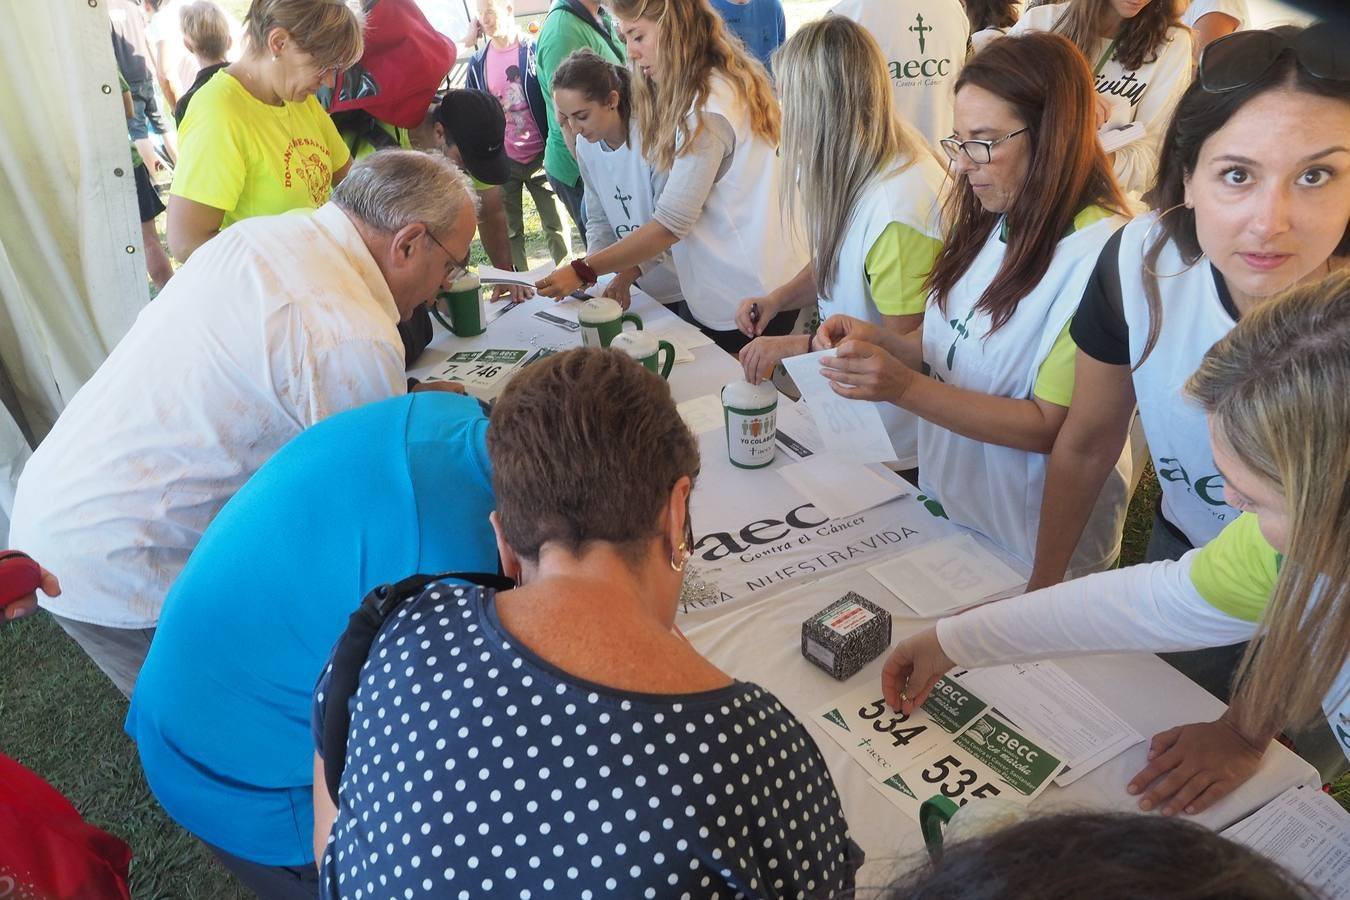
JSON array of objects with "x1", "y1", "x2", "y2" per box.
[
  {"x1": 670, "y1": 541, "x2": 691, "y2": 573},
  {"x1": 1141, "y1": 202, "x2": 1203, "y2": 281}
]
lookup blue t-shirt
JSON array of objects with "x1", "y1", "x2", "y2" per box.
[
  {"x1": 709, "y1": 0, "x2": 787, "y2": 71},
  {"x1": 314, "y1": 582, "x2": 861, "y2": 899},
  {"x1": 126, "y1": 393, "x2": 499, "y2": 867}
]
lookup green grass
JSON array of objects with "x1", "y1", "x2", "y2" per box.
[{"x1": 0, "y1": 613, "x2": 252, "y2": 899}]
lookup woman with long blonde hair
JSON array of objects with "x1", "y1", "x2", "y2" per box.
[
  {"x1": 1010, "y1": 0, "x2": 1192, "y2": 194},
  {"x1": 737, "y1": 16, "x2": 947, "y2": 472},
  {"x1": 884, "y1": 269, "x2": 1350, "y2": 816},
  {"x1": 536, "y1": 0, "x2": 807, "y2": 353}
]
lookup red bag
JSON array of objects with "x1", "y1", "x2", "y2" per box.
[
  {"x1": 0, "y1": 551, "x2": 41, "y2": 610},
  {"x1": 327, "y1": 0, "x2": 457, "y2": 128},
  {"x1": 0, "y1": 754, "x2": 132, "y2": 900}
]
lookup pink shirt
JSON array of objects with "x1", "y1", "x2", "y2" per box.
[{"x1": 485, "y1": 42, "x2": 545, "y2": 164}]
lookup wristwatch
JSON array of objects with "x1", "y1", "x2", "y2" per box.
[{"x1": 569, "y1": 258, "x2": 599, "y2": 287}]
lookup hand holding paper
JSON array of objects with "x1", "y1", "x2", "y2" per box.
[
  {"x1": 881, "y1": 626, "x2": 957, "y2": 716},
  {"x1": 818, "y1": 338, "x2": 916, "y2": 405},
  {"x1": 477, "y1": 263, "x2": 555, "y2": 288},
  {"x1": 813, "y1": 313, "x2": 884, "y2": 350},
  {"x1": 780, "y1": 350, "x2": 896, "y2": 464}
]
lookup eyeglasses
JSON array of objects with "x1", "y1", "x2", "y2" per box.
[
  {"x1": 1199, "y1": 24, "x2": 1350, "y2": 94},
  {"x1": 425, "y1": 227, "x2": 471, "y2": 284},
  {"x1": 939, "y1": 127, "x2": 1028, "y2": 165}
]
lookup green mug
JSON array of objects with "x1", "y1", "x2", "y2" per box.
[
  {"x1": 611, "y1": 330, "x2": 675, "y2": 379},
  {"x1": 578, "y1": 296, "x2": 642, "y2": 348},
  {"x1": 433, "y1": 274, "x2": 484, "y2": 337},
  {"x1": 920, "y1": 794, "x2": 1029, "y2": 862}
]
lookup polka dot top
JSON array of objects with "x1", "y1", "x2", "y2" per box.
[{"x1": 314, "y1": 582, "x2": 861, "y2": 899}]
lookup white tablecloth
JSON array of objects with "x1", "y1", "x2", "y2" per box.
[{"x1": 409, "y1": 285, "x2": 1320, "y2": 889}]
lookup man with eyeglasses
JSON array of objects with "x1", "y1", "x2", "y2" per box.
[{"x1": 8, "y1": 150, "x2": 477, "y2": 699}]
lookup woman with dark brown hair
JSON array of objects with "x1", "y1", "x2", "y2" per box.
[
  {"x1": 966, "y1": 0, "x2": 1020, "y2": 50},
  {"x1": 1010, "y1": 0, "x2": 1192, "y2": 194},
  {"x1": 815, "y1": 32, "x2": 1132, "y2": 580}
]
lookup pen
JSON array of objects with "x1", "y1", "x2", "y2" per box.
[{"x1": 749, "y1": 302, "x2": 761, "y2": 327}]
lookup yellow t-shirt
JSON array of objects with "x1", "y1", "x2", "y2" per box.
[
  {"x1": 1189, "y1": 512, "x2": 1281, "y2": 623},
  {"x1": 863, "y1": 221, "x2": 943, "y2": 318},
  {"x1": 172, "y1": 72, "x2": 351, "y2": 227},
  {"x1": 1025, "y1": 207, "x2": 1117, "y2": 407}
]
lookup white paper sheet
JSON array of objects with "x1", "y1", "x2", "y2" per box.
[
  {"x1": 867, "y1": 533, "x2": 1025, "y2": 617},
  {"x1": 648, "y1": 317, "x2": 714, "y2": 351},
  {"x1": 1099, "y1": 121, "x2": 1146, "y2": 154},
  {"x1": 955, "y1": 662, "x2": 1144, "y2": 786},
  {"x1": 780, "y1": 351, "x2": 897, "y2": 464},
  {"x1": 778, "y1": 458, "x2": 909, "y2": 520},
  {"x1": 677, "y1": 395, "x2": 725, "y2": 437},
  {"x1": 476, "y1": 263, "x2": 556, "y2": 287},
  {"x1": 1222, "y1": 785, "x2": 1350, "y2": 899}
]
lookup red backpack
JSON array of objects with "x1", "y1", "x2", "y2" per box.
[{"x1": 327, "y1": 0, "x2": 458, "y2": 127}]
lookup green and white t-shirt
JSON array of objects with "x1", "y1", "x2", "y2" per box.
[
  {"x1": 919, "y1": 207, "x2": 1129, "y2": 576},
  {"x1": 817, "y1": 154, "x2": 946, "y2": 467},
  {"x1": 1119, "y1": 213, "x2": 1241, "y2": 546}
]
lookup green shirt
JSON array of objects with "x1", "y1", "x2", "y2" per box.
[{"x1": 536, "y1": 0, "x2": 625, "y2": 188}]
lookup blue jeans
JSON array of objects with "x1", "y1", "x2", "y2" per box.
[
  {"x1": 125, "y1": 78, "x2": 169, "y2": 142},
  {"x1": 547, "y1": 173, "x2": 587, "y2": 249}
]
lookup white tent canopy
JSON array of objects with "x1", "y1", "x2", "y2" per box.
[{"x1": 2, "y1": 1, "x2": 149, "y2": 538}]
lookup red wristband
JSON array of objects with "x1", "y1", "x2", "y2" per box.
[{"x1": 570, "y1": 258, "x2": 599, "y2": 287}]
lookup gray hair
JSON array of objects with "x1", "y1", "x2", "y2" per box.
[{"x1": 331, "y1": 150, "x2": 479, "y2": 237}]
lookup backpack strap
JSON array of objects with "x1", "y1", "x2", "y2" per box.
[
  {"x1": 556, "y1": 0, "x2": 625, "y2": 60},
  {"x1": 320, "y1": 570, "x2": 515, "y2": 804}
]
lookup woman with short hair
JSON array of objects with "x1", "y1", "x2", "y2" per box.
[
  {"x1": 817, "y1": 32, "x2": 1132, "y2": 578},
  {"x1": 167, "y1": 0, "x2": 364, "y2": 261},
  {"x1": 311, "y1": 348, "x2": 862, "y2": 899},
  {"x1": 535, "y1": 0, "x2": 808, "y2": 354}
]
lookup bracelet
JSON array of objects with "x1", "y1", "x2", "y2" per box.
[{"x1": 570, "y1": 257, "x2": 599, "y2": 287}]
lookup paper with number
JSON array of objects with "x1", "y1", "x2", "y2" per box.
[
  {"x1": 868, "y1": 533, "x2": 1025, "y2": 617},
  {"x1": 1222, "y1": 784, "x2": 1350, "y2": 899},
  {"x1": 896, "y1": 743, "x2": 1012, "y2": 810},
  {"x1": 814, "y1": 677, "x2": 989, "y2": 783},
  {"x1": 946, "y1": 712, "x2": 1064, "y2": 800},
  {"x1": 777, "y1": 458, "x2": 909, "y2": 520},
  {"x1": 432, "y1": 348, "x2": 532, "y2": 390},
  {"x1": 955, "y1": 662, "x2": 1143, "y2": 786},
  {"x1": 780, "y1": 351, "x2": 896, "y2": 464}
]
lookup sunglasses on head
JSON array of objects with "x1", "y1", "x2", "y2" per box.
[{"x1": 1199, "y1": 23, "x2": 1350, "y2": 94}]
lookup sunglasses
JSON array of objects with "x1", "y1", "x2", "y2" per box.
[{"x1": 1199, "y1": 23, "x2": 1350, "y2": 94}]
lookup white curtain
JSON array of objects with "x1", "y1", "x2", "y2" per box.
[{"x1": 1, "y1": 1, "x2": 149, "y2": 538}]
